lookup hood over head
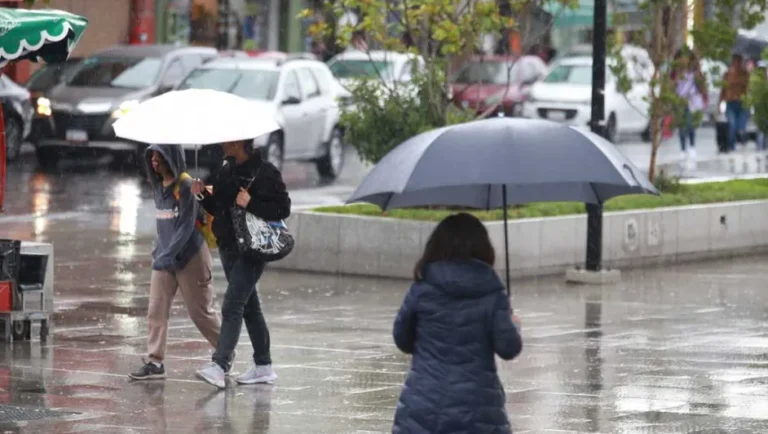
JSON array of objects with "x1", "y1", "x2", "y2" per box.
[
  {"x1": 145, "y1": 144, "x2": 186, "y2": 184},
  {"x1": 421, "y1": 259, "x2": 505, "y2": 299}
]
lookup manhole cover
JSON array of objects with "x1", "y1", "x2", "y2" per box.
[{"x1": 0, "y1": 404, "x2": 76, "y2": 423}]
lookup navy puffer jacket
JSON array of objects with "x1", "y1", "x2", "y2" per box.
[{"x1": 392, "y1": 260, "x2": 523, "y2": 434}]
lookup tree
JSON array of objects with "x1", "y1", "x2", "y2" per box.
[
  {"x1": 302, "y1": 0, "x2": 566, "y2": 164},
  {"x1": 609, "y1": 0, "x2": 768, "y2": 182}
]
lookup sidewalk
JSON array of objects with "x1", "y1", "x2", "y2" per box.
[{"x1": 2, "y1": 214, "x2": 768, "y2": 432}]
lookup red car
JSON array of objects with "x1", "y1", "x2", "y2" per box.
[{"x1": 452, "y1": 55, "x2": 548, "y2": 117}]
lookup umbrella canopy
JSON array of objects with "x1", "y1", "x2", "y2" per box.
[
  {"x1": 1, "y1": 8, "x2": 88, "y2": 212},
  {"x1": 0, "y1": 8, "x2": 88, "y2": 67},
  {"x1": 112, "y1": 89, "x2": 280, "y2": 147},
  {"x1": 348, "y1": 117, "x2": 658, "y2": 210}
]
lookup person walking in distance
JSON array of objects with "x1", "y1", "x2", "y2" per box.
[
  {"x1": 721, "y1": 53, "x2": 750, "y2": 152},
  {"x1": 129, "y1": 144, "x2": 221, "y2": 380},
  {"x1": 392, "y1": 213, "x2": 523, "y2": 433},
  {"x1": 191, "y1": 140, "x2": 291, "y2": 389},
  {"x1": 673, "y1": 51, "x2": 707, "y2": 170}
]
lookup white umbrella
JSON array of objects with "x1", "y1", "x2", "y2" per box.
[{"x1": 112, "y1": 88, "x2": 280, "y2": 146}]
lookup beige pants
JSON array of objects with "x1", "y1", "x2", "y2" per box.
[{"x1": 147, "y1": 245, "x2": 220, "y2": 363}]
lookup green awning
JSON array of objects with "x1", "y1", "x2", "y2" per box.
[
  {"x1": 0, "y1": 8, "x2": 88, "y2": 67},
  {"x1": 542, "y1": 0, "x2": 611, "y2": 28}
]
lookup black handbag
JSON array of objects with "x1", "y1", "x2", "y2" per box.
[{"x1": 230, "y1": 171, "x2": 294, "y2": 262}]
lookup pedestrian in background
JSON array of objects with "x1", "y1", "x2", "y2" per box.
[
  {"x1": 673, "y1": 51, "x2": 707, "y2": 170},
  {"x1": 191, "y1": 140, "x2": 291, "y2": 389},
  {"x1": 129, "y1": 144, "x2": 221, "y2": 381},
  {"x1": 392, "y1": 213, "x2": 523, "y2": 434},
  {"x1": 721, "y1": 53, "x2": 750, "y2": 152}
]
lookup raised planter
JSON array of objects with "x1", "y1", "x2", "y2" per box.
[{"x1": 275, "y1": 200, "x2": 768, "y2": 280}]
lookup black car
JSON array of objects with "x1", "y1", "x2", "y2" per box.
[
  {"x1": 25, "y1": 57, "x2": 82, "y2": 100},
  {"x1": 1, "y1": 75, "x2": 34, "y2": 161},
  {"x1": 31, "y1": 45, "x2": 217, "y2": 168}
]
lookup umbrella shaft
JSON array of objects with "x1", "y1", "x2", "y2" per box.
[{"x1": 502, "y1": 185, "x2": 510, "y2": 299}]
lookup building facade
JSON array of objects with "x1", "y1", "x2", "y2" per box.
[{"x1": 155, "y1": 0, "x2": 307, "y2": 52}]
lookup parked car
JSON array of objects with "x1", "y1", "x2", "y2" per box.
[
  {"x1": 327, "y1": 50, "x2": 425, "y2": 106},
  {"x1": 176, "y1": 56, "x2": 345, "y2": 179},
  {"x1": 24, "y1": 57, "x2": 82, "y2": 102},
  {"x1": 30, "y1": 44, "x2": 218, "y2": 168},
  {"x1": 451, "y1": 55, "x2": 548, "y2": 117},
  {"x1": 522, "y1": 56, "x2": 651, "y2": 142},
  {"x1": 1, "y1": 74, "x2": 34, "y2": 161}
]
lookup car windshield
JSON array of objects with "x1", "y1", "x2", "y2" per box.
[
  {"x1": 66, "y1": 56, "x2": 163, "y2": 89},
  {"x1": 177, "y1": 68, "x2": 279, "y2": 101},
  {"x1": 26, "y1": 61, "x2": 79, "y2": 92},
  {"x1": 454, "y1": 61, "x2": 519, "y2": 84},
  {"x1": 328, "y1": 59, "x2": 394, "y2": 80},
  {"x1": 543, "y1": 64, "x2": 592, "y2": 85}
]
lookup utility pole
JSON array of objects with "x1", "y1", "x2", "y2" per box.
[{"x1": 586, "y1": 0, "x2": 607, "y2": 272}]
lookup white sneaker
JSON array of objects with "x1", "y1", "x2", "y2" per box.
[
  {"x1": 196, "y1": 363, "x2": 226, "y2": 389},
  {"x1": 236, "y1": 364, "x2": 277, "y2": 385},
  {"x1": 688, "y1": 148, "x2": 697, "y2": 171}
]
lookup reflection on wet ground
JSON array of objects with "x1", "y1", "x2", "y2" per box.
[{"x1": 1, "y1": 165, "x2": 768, "y2": 432}]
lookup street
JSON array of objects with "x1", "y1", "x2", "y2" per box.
[
  {"x1": 0, "y1": 130, "x2": 767, "y2": 432},
  {"x1": 0, "y1": 205, "x2": 767, "y2": 431}
]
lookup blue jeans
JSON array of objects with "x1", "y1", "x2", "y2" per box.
[
  {"x1": 212, "y1": 249, "x2": 270, "y2": 370},
  {"x1": 726, "y1": 101, "x2": 749, "y2": 151},
  {"x1": 678, "y1": 108, "x2": 696, "y2": 151}
]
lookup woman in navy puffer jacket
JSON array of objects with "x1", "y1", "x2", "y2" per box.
[{"x1": 392, "y1": 213, "x2": 523, "y2": 434}]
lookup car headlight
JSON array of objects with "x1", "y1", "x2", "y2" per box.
[
  {"x1": 36, "y1": 97, "x2": 52, "y2": 116},
  {"x1": 111, "y1": 100, "x2": 140, "y2": 119}
]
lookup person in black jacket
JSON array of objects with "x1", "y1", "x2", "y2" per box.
[
  {"x1": 392, "y1": 213, "x2": 522, "y2": 434},
  {"x1": 190, "y1": 139, "x2": 290, "y2": 389}
]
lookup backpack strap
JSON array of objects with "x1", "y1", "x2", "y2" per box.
[{"x1": 173, "y1": 172, "x2": 193, "y2": 201}]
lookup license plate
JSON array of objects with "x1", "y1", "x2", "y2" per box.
[
  {"x1": 547, "y1": 110, "x2": 567, "y2": 122},
  {"x1": 65, "y1": 129, "x2": 88, "y2": 143}
]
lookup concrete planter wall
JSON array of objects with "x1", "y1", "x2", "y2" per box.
[{"x1": 275, "y1": 200, "x2": 768, "y2": 279}]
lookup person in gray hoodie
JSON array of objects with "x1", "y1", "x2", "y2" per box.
[{"x1": 129, "y1": 144, "x2": 222, "y2": 380}]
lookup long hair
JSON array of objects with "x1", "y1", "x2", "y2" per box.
[{"x1": 413, "y1": 213, "x2": 495, "y2": 280}]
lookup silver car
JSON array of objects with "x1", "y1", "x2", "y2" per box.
[{"x1": 177, "y1": 57, "x2": 345, "y2": 179}]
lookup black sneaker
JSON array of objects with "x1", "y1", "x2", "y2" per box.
[{"x1": 129, "y1": 359, "x2": 166, "y2": 380}]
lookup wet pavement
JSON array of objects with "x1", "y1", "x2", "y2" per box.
[{"x1": 1, "y1": 157, "x2": 768, "y2": 432}]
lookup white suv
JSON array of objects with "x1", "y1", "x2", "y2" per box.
[{"x1": 177, "y1": 56, "x2": 345, "y2": 179}]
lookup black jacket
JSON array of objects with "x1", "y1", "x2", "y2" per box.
[
  {"x1": 199, "y1": 156, "x2": 291, "y2": 251},
  {"x1": 392, "y1": 260, "x2": 523, "y2": 434}
]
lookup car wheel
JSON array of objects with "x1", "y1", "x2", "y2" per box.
[
  {"x1": 641, "y1": 122, "x2": 651, "y2": 143},
  {"x1": 110, "y1": 150, "x2": 141, "y2": 170},
  {"x1": 35, "y1": 147, "x2": 60, "y2": 169},
  {"x1": 262, "y1": 133, "x2": 284, "y2": 171},
  {"x1": 4, "y1": 116, "x2": 23, "y2": 162},
  {"x1": 605, "y1": 113, "x2": 617, "y2": 143},
  {"x1": 316, "y1": 128, "x2": 345, "y2": 180}
]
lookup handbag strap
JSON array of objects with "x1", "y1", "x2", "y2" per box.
[{"x1": 244, "y1": 163, "x2": 266, "y2": 190}]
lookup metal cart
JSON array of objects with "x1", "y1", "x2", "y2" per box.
[{"x1": 0, "y1": 240, "x2": 53, "y2": 342}]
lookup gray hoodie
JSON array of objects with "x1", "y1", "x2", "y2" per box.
[{"x1": 145, "y1": 144, "x2": 204, "y2": 271}]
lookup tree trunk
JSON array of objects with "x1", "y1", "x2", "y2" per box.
[{"x1": 648, "y1": 102, "x2": 660, "y2": 183}]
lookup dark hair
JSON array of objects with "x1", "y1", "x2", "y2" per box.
[{"x1": 413, "y1": 213, "x2": 495, "y2": 280}]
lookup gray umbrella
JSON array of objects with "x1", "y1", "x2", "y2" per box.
[{"x1": 347, "y1": 117, "x2": 659, "y2": 292}]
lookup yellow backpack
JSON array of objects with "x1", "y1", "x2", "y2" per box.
[{"x1": 174, "y1": 172, "x2": 217, "y2": 249}]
